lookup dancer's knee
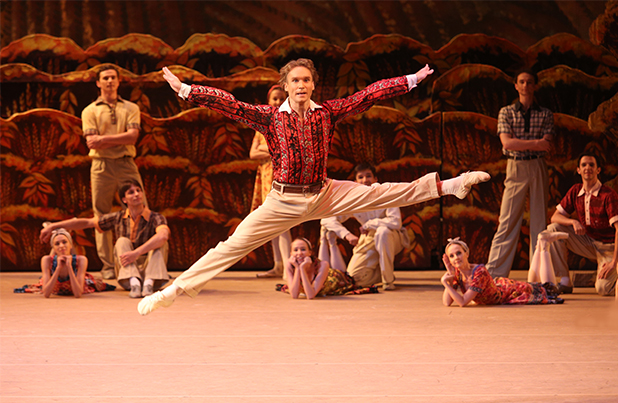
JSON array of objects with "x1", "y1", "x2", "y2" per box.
[{"x1": 595, "y1": 279, "x2": 616, "y2": 296}]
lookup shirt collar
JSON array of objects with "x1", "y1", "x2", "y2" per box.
[
  {"x1": 95, "y1": 95, "x2": 125, "y2": 106},
  {"x1": 278, "y1": 98, "x2": 322, "y2": 114},
  {"x1": 514, "y1": 100, "x2": 541, "y2": 112},
  {"x1": 577, "y1": 180, "x2": 602, "y2": 197},
  {"x1": 123, "y1": 207, "x2": 151, "y2": 221}
]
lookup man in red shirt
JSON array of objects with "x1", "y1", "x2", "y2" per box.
[
  {"x1": 545, "y1": 153, "x2": 618, "y2": 296},
  {"x1": 138, "y1": 59, "x2": 490, "y2": 314}
]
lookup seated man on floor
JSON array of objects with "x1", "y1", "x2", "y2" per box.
[
  {"x1": 40, "y1": 180, "x2": 170, "y2": 298},
  {"x1": 319, "y1": 163, "x2": 410, "y2": 291},
  {"x1": 544, "y1": 153, "x2": 618, "y2": 296}
]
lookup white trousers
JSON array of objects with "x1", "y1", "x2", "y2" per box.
[
  {"x1": 174, "y1": 174, "x2": 440, "y2": 297},
  {"x1": 347, "y1": 226, "x2": 407, "y2": 287}
]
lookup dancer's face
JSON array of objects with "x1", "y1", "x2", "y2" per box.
[
  {"x1": 52, "y1": 235, "x2": 71, "y2": 256},
  {"x1": 355, "y1": 169, "x2": 378, "y2": 186},
  {"x1": 96, "y1": 69, "x2": 120, "y2": 94},
  {"x1": 446, "y1": 244, "x2": 469, "y2": 270},
  {"x1": 121, "y1": 185, "x2": 144, "y2": 207},
  {"x1": 577, "y1": 156, "x2": 600, "y2": 182},
  {"x1": 514, "y1": 72, "x2": 536, "y2": 98},
  {"x1": 284, "y1": 67, "x2": 315, "y2": 105},
  {"x1": 268, "y1": 89, "x2": 286, "y2": 108},
  {"x1": 291, "y1": 239, "x2": 311, "y2": 263}
]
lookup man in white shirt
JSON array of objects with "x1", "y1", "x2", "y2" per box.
[{"x1": 319, "y1": 163, "x2": 410, "y2": 290}]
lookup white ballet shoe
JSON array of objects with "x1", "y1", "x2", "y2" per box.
[
  {"x1": 137, "y1": 291, "x2": 174, "y2": 315},
  {"x1": 454, "y1": 171, "x2": 491, "y2": 199},
  {"x1": 538, "y1": 230, "x2": 569, "y2": 243}
]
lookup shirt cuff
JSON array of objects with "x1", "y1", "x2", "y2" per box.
[
  {"x1": 178, "y1": 83, "x2": 191, "y2": 100},
  {"x1": 406, "y1": 74, "x2": 418, "y2": 91}
]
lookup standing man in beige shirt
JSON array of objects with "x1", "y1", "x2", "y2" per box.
[{"x1": 81, "y1": 64, "x2": 147, "y2": 279}]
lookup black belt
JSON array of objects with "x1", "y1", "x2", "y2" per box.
[
  {"x1": 507, "y1": 154, "x2": 541, "y2": 161},
  {"x1": 272, "y1": 180, "x2": 324, "y2": 195}
]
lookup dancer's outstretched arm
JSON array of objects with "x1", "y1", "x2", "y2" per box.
[{"x1": 161, "y1": 67, "x2": 271, "y2": 134}]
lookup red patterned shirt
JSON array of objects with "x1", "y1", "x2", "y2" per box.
[
  {"x1": 183, "y1": 77, "x2": 412, "y2": 185},
  {"x1": 557, "y1": 181, "x2": 618, "y2": 244}
]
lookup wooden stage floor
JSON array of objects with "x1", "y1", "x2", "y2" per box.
[{"x1": 1, "y1": 270, "x2": 617, "y2": 403}]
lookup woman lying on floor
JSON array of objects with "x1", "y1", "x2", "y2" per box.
[
  {"x1": 277, "y1": 237, "x2": 378, "y2": 298},
  {"x1": 441, "y1": 236, "x2": 565, "y2": 307},
  {"x1": 14, "y1": 227, "x2": 115, "y2": 297}
]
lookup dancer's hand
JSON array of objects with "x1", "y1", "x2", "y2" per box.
[
  {"x1": 162, "y1": 67, "x2": 182, "y2": 93},
  {"x1": 288, "y1": 256, "x2": 299, "y2": 269},
  {"x1": 442, "y1": 253, "x2": 455, "y2": 276},
  {"x1": 57, "y1": 255, "x2": 70, "y2": 267},
  {"x1": 345, "y1": 233, "x2": 359, "y2": 246},
  {"x1": 40, "y1": 226, "x2": 52, "y2": 243},
  {"x1": 441, "y1": 272, "x2": 455, "y2": 286},
  {"x1": 120, "y1": 250, "x2": 140, "y2": 267},
  {"x1": 598, "y1": 260, "x2": 617, "y2": 280},
  {"x1": 415, "y1": 64, "x2": 434, "y2": 83},
  {"x1": 571, "y1": 220, "x2": 585, "y2": 236},
  {"x1": 299, "y1": 256, "x2": 312, "y2": 269}
]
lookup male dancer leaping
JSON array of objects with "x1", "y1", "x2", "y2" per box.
[{"x1": 138, "y1": 59, "x2": 490, "y2": 314}]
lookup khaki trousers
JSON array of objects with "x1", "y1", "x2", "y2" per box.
[
  {"x1": 91, "y1": 157, "x2": 147, "y2": 272},
  {"x1": 174, "y1": 174, "x2": 440, "y2": 297},
  {"x1": 545, "y1": 223, "x2": 617, "y2": 296},
  {"x1": 114, "y1": 237, "x2": 169, "y2": 291},
  {"x1": 487, "y1": 158, "x2": 548, "y2": 277},
  {"x1": 347, "y1": 226, "x2": 407, "y2": 287}
]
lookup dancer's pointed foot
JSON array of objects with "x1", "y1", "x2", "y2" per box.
[
  {"x1": 538, "y1": 230, "x2": 569, "y2": 243},
  {"x1": 454, "y1": 171, "x2": 491, "y2": 199},
  {"x1": 137, "y1": 291, "x2": 174, "y2": 315}
]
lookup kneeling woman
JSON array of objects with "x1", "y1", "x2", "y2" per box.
[
  {"x1": 441, "y1": 237, "x2": 561, "y2": 307},
  {"x1": 279, "y1": 238, "x2": 377, "y2": 299}
]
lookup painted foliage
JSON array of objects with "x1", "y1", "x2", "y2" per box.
[{"x1": 1, "y1": 30, "x2": 617, "y2": 272}]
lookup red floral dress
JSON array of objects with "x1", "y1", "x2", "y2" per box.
[{"x1": 454, "y1": 264, "x2": 549, "y2": 305}]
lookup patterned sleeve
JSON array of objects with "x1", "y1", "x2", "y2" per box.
[
  {"x1": 152, "y1": 212, "x2": 170, "y2": 236},
  {"x1": 468, "y1": 264, "x2": 489, "y2": 293},
  {"x1": 81, "y1": 104, "x2": 99, "y2": 136},
  {"x1": 323, "y1": 76, "x2": 409, "y2": 126},
  {"x1": 496, "y1": 106, "x2": 512, "y2": 136},
  {"x1": 559, "y1": 185, "x2": 578, "y2": 216},
  {"x1": 606, "y1": 187, "x2": 618, "y2": 227},
  {"x1": 95, "y1": 211, "x2": 120, "y2": 233},
  {"x1": 541, "y1": 109, "x2": 554, "y2": 140},
  {"x1": 186, "y1": 85, "x2": 272, "y2": 135}
]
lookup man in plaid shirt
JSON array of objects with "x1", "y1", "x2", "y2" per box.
[
  {"x1": 544, "y1": 154, "x2": 618, "y2": 296},
  {"x1": 40, "y1": 180, "x2": 170, "y2": 298},
  {"x1": 486, "y1": 69, "x2": 554, "y2": 279}
]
